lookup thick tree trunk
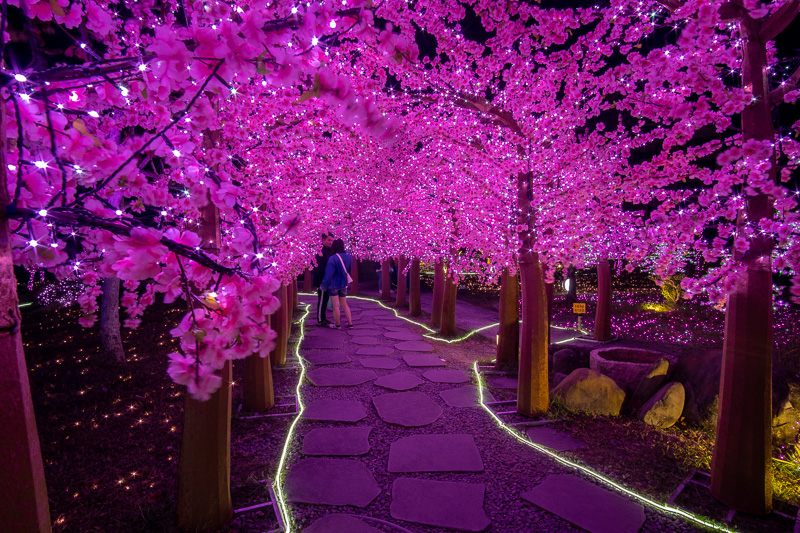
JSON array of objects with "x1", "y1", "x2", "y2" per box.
[
  {"x1": 0, "y1": 104, "x2": 51, "y2": 533},
  {"x1": 380, "y1": 260, "x2": 391, "y2": 300},
  {"x1": 545, "y1": 280, "x2": 554, "y2": 329},
  {"x1": 594, "y1": 258, "x2": 612, "y2": 341},
  {"x1": 408, "y1": 258, "x2": 421, "y2": 316},
  {"x1": 178, "y1": 361, "x2": 233, "y2": 532},
  {"x1": 431, "y1": 260, "x2": 445, "y2": 328},
  {"x1": 516, "y1": 173, "x2": 549, "y2": 416},
  {"x1": 292, "y1": 279, "x2": 299, "y2": 311},
  {"x1": 99, "y1": 276, "x2": 126, "y2": 362},
  {"x1": 270, "y1": 284, "x2": 289, "y2": 367},
  {"x1": 711, "y1": 15, "x2": 776, "y2": 514},
  {"x1": 395, "y1": 255, "x2": 407, "y2": 308},
  {"x1": 495, "y1": 268, "x2": 520, "y2": 371},
  {"x1": 303, "y1": 268, "x2": 313, "y2": 293},
  {"x1": 350, "y1": 258, "x2": 359, "y2": 295},
  {"x1": 243, "y1": 317, "x2": 275, "y2": 412},
  {"x1": 440, "y1": 272, "x2": 457, "y2": 337}
]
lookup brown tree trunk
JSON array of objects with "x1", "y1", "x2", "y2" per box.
[
  {"x1": 350, "y1": 258, "x2": 359, "y2": 295},
  {"x1": 440, "y1": 271, "x2": 457, "y2": 337},
  {"x1": 495, "y1": 268, "x2": 520, "y2": 371},
  {"x1": 431, "y1": 259, "x2": 445, "y2": 328},
  {"x1": 303, "y1": 268, "x2": 313, "y2": 293},
  {"x1": 380, "y1": 260, "x2": 391, "y2": 300},
  {"x1": 0, "y1": 103, "x2": 51, "y2": 533},
  {"x1": 594, "y1": 258, "x2": 612, "y2": 341},
  {"x1": 292, "y1": 279, "x2": 299, "y2": 311},
  {"x1": 408, "y1": 258, "x2": 421, "y2": 316},
  {"x1": 545, "y1": 280, "x2": 554, "y2": 329},
  {"x1": 516, "y1": 173, "x2": 549, "y2": 416},
  {"x1": 243, "y1": 317, "x2": 275, "y2": 412},
  {"x1": 100, "y1": 276, "x2": 126, "y2": 362},
  {"x1": 711, "y1": 13, "x2": 777, "y2": 513},
  {"x1": 395, "y1": 255, "x2": 407, "y2": 308},
  {"x1": 270, "y1": 284, "x2": 289, "y2": 367}
]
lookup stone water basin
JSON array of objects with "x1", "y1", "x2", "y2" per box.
[{"x1": 589, "y1": 347, "x2": 676, "y2": 392}]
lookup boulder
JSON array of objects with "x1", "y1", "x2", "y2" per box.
[
  {"x1": 772, "y1": 399, "x2": 800, "y2": 447},
  {"x1": 680, "y1": 381, "x2": 701, "y2": 426},
  {"x1": 628, "y1": 357, "x2": 671, "y2": 411},
  {"x1": 552, "y1": 373, "x2": 568, "y2": 388},
  {"x1": 552, "y1": 368, "x2": 626, "y2": 416},
  {"x1": 639, "y1": 382, "x2": 685, "y2": 429},
  {"x1": 590, "y1": 347, "x2": 676, "y2": 392},
  {"x1": 552, "y1": 349, "x2": 588, "y2": 376}
]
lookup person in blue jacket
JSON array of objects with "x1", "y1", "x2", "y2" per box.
[{"x1": 320, "y1": 239, "x2": 354, "y2": 328}]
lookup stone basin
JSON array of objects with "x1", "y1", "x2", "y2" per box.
[{"x1": 589, "y1": 347, "x2": 676, "y2": 392}]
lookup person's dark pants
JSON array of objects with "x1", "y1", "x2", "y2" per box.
[{"x1": 316, "y1": 288, "x2": 329, "y2": 324}]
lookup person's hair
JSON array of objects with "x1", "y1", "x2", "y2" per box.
[{"x1": 330, "y1": 239, "x2": 345, "y2": 254}]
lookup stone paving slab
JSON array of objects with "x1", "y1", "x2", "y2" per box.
[
  {"x1": 384, "y1": 330, "x2": 424, "y2": 341},
  {"x1": 307, "y1": 368, "x2": 377, "y2": 387},
  {"x1": 373, "y1": 391, "x2": 443, "y2": 427},
  {"x1": 439, "y1": 386, "x2": 495, "y2": 407},
  {"x1": 303, "y1": 351, "x2": 352, "y2": 365},
  {"x1": 385, "y1": 326, "x2": 413, "y2": 332},
  {"x1": 487, "y1": 376, "x2": 518, "y2": 389},
  {"x1": 525, "y1": 427, "x2": 586, "y2": 451},
  {"x1": 347, "y1": 329, "x2": 382, "y2": 336},
  {"x1": 358, "y1": 357, "x2": 401, "y2": 370},
  {"x1": 303, "y1": 514, "x2": 382, "y2": 533},
  {"x1": 354, "y1": 346, "x2": 393, "y2": 356},
  {"x1": 352, "y1": 323, "x2": 383, "y2": 330},
  {"x1": 302, "y1": 400, "x2": 367, "y2": 422},
  {"x1": 423, "y1": 369, "x2": 470, "y2": 384},
  {"x1": 374, "y1": 372, "x2": 424, "y2": 391},
  {"x1": 303, "y1": 336, "x2": 345, "y2": 350},
  {"x1": 521, "y1": 474, "x2": 645, "y2": 533},
  {"x1": 286, "y1": 458, "x2": 380, "y2": 507},
  {"x1": 388, "y1": 434, "x2": 484, "y2": 473},
  {"x1": 390, "y1": 478, "x2": 491, "y2": 532},
  {"x1": 402, "y1": 353, "x2": 446, "y2": 367},
  {"x1": 302, "y1": 426, "x2": 373, "y2": 456},
  {"x1": 394, "y1": 341, "x2": 435, "y2": 352},
  {"x1": 351, "y1": 336, "x2": 380, "y2": 345}
]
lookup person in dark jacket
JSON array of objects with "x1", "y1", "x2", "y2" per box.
[
  {"x1": 312, "y1": 232, "x2": 334, "y2": 326},
  {"x1": 320, "y1": 239, "x2": 354, "y2": 328}
]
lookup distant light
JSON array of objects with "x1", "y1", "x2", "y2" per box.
[
  {"x1": 160, "y1": 210, "x2": 167, "y2": 216},
  {"x1": 50, "y1": 243, "x2": 58, "y2": 248},
  {"x1": 311, "y1": 37, "x2": 319, "y2": 46},
  {"x1": 564, "y1": 279, "x2": 572, "y2": 292},
  {"x1": 255, "y1": 253, "x2": 264, "y2": 259},
  {"x1": 172, "y1": 149, "x2": 181, "y2": 157},
  {"x1": 291, "y1": 6, "x2": 298, "y2": 13},
  {"x1": 14, "y1": 74, "x2": 27, "y2": 82},
  {"x1": 8, "y1": 164, "x2": 16, "y2": 171},
  {"x1": 329, "y1": 20, "x2": 336, "y2": 28},
  {"x1": 87, "y1": 110, "x2": 99, "y2": 118},
  {"x1": 79, "y1": 43, "x2": 87, "y2": 49},
  {"x1": 138, "y1": 64, "x2": 147, "y2": 71},
  {"x1": 38, "y1": 209, "x2": 47, "y2": 217},
  {"x1": 34, "y1": 161, "x2": 48, "y2": 169},
  {"x1": 115, "y1": 210, "x2": 123, "y2": 216},
  {"x1": 28, "y1": 240, "x2": 38, "y2": 247}
]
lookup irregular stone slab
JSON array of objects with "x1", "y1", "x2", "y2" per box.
[
  {"x1": 304, "y1": 514, "x2": 382, "y2": 533},
  {"x1": 521, "y1": 474, "x2": 645, "y2": 533},
  {"x1": 423, "y1": 369, "x2": 470, "y2": 384},
  {"x1": 440, "y1": 386, "x2": 495, "y2": 408},
  {"x1": 302, "y1": 426, "x2": 373, "y2": 456},
  {"x1": 352, "y1": 323, "x2": 382, "y2": 330},
  {"x1": 303, "y1": 336, "x2": 345, "y2": 350},
  {"x1": 525, "y1": 427, "x2": 585, "y2": 451},
  {"x1": 361, "y1": 310, "x2": 394, "y2": 317},
  {"x1": 395, "y1": 340, "x2": 434, "y2": 352},
  {"x1": 359, "y1": 357, "x2": 401, "y2": 370},
  {"x1": 638, "y1": 381, "x2": 684, "y2": 429},
  {"x1": 384, "y1": 330, "x2": 424, "y2": 341},
  {"x1": 286, "y1": 458, "x2": 380, "y2": 507},
  {"x1": 356, "y1": 346, "x2": 394, "y2": 356},
  {"x1": 402, "y1": 353, "x2": 446, "y2": 367},
  {"x1": 552, "y1": 368, "x2": 626, "y2": 416},
  {"x1": 351, "y1": 336, "x2": 380, "y2": 345},
  {"x1": 347, "y1": 329, "x2": 382, "y2": 336},
  {"x1": 390, "y1": 478, "x2": 490, "y2": 532},
  {"x1": 374, "y1": 372, "x2": 424, "y2": 391},
  {"x1": 487, "y1": 376, "x2": 518, "y2": 389},
  {"x1": 307, "y1": 368, "x2": 377, "y2": 387},
  {"x1": 304, "y1": 351, "x2": 352, "y2": 365},
  {"x1": 385, "y1": 326, "x2": 412, "y2": 332},
  {"x1": 373, "y1": 391, "x2": 442, "y2": 427},
  {"x1": 302, "y1": 400, "x2": 366, "y2": 422},
  {"x1": 388, "y1": 434, "x2": 484, "y2": 472}
]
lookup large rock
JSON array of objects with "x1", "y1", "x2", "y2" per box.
[
  {"x1": 552, "y1": 368, "x2": 625, "y2": 416},
  {"x1": 638, "y1": 382, "x2": 685, "y2": 429},
  {"x1": 552, "y1": 348, "x2": 587, "y2": 376},
  {"x1": 590, "y1": 347, "x2": 675, "y2": 392},
  {"x1": 773, "y1": 399, "x2": 800, "y2": 446},
  {"x1": 628, "y1": 357, "x2": 671, "y2": 411}
]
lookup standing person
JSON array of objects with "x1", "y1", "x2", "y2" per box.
[
  {"x1": 313, "y1": 232, "x2": 334, "y2": 326},
  {"x1": 321, "y1": 239, "x2": 354, "y2": 328}
]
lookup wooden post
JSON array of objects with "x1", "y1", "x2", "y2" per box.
[
  {"x1": 270, "y1": 284, "x2": 289, "y2": 366},
  {"x1": 495, "y1": 268, "x2": 520, "y2": 371},
  {"x1": 408, "y1": 258, "x2": 421, "y2": 316},
  {"x1": 0, "y1": 104, "x2": 52, "y2": 533},
  {"x1": 431, "y1": 259, "x2": 445, "y2": 328},
  {"x1": 440, "y1": 271, "x2": 457, "y2": 337},
  {"x1": 350, "y1": 258, "x2": 359, "y2": 295},
  {"x1": 303, "y1": 268, "x2": 313, "y2": 293},
  {"x1": 594, "y1": 258, "x2": 612, "y2": 341},
  {"x1": 243, "y1": 315, "x2": 275, "y2": 412},
  {"x1": 380, "y1": 260, "x2": 391, "y2": 300},
  {"x1": 395, "y1": 255, "x2": 407, "y2": 308}
]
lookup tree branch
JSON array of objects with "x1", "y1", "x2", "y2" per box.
[
  {"x1": 770, "y1": 64, "x2": 800, "y2": 105},
  {"x1": 760, "y1": 0, "x2": 800, "y2": 40}
]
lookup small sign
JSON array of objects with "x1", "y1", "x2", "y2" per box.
[{"x1": 573, "y1": 303, "x2": 586, "y2": 314}]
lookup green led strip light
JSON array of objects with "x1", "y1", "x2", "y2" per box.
[{"x1": 472, "y1": 362, "x2": 736, "y2": 533}]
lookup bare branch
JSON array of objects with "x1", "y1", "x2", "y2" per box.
[
  {"x1": 760, "y1": 0, "x2": 800, "y2": 40},
  {"x1": 770, "y1": 64, "x2": 800, "y2": 105}
]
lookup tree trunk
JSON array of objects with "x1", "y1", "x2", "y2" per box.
[
  {"x1": 408, "y1": 258, "x2": 421, "y2": 316},
  {"x1": 99, "y1": 276, "x2": 126, "y2": 362},
  {"x1": 495, "y1": 268, "x2": 520, "y2": 371},
  {"x1": 440, "y1": 271, "x2": 457, "y2": 337},
  {"x1": 303, "y1": 268, "x2": 313, "y2": 293},
  {"x1": 380, "y1": 260, "x2": 391, "y2": 300},
  {"x1": 431, "y1": 260, "x2": 445, "y2": 328},
  {"x1": 270, "y1": 284, "x2": 289, "y2": 367},
  {"x1": 243, "y1": 317, "x2": 274, "y2": 412},
  {"x1": 395, "y1": 255, "x2": 407, "y2": 308},
  {"x1": 292, "y1": 279, "x2": 299, "y2": 311},
  {"x1": 350, "y1": 258, "x2": 359, "y2": 295},
  {"x1": 545, "y1": 280, "x2": 554, "y2": 330},
  {"x1": 711, "y1": 14, "x2": 775, "y2": 514},
  {"x1": 178, "y1": 361, "x2": 233, "y2": 532},
  {"x1": 516, "y1": 173, "x2": 549, "y2": 416},
  {"x1": 0, "y1": 101, "x2": 52, "y2": 533},
  {"x1": 594, "y1": 258, "x2": 612, "y2": 341}
]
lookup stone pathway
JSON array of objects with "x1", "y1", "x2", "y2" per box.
[{"x1": 283, "y1": 294, "x2": 692, "y2": 532}]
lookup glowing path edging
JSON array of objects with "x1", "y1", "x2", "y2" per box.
[{"x1": 472, "y1": 362, "x2": 736, "y2": 533}]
